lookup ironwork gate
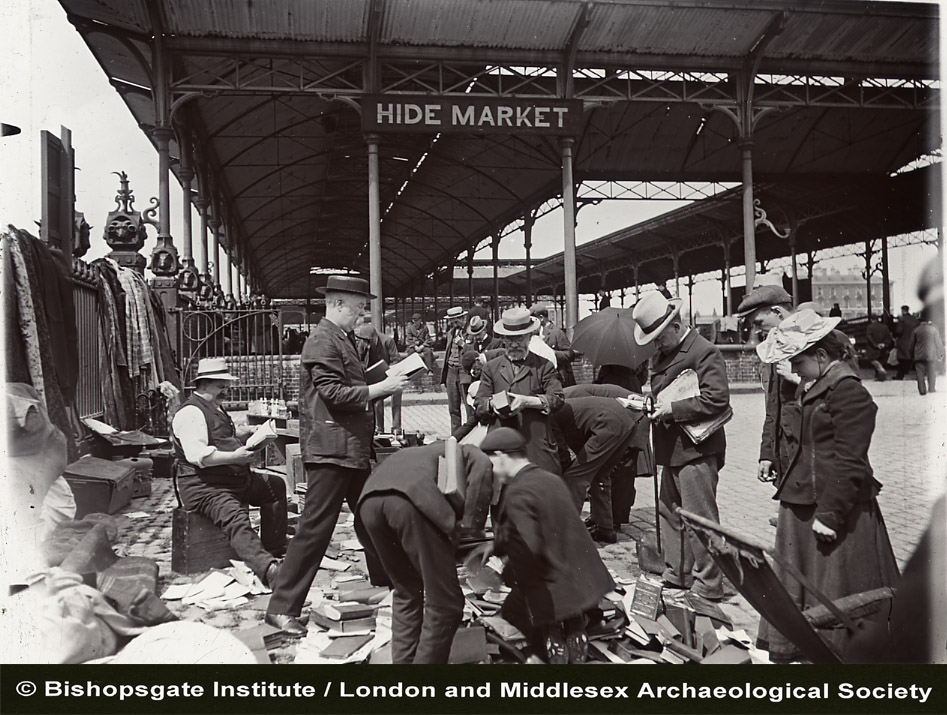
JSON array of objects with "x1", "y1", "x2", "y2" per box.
[{"x1": 177, "y1": 308, "x2": 286, "y2": 404}]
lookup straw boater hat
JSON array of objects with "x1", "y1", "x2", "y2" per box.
[
  {"x1": 194, "y1": 357, "x2": 239, "y2": 383},
  {"x1": 466, "y1": 315, "x2": 488, "y2": 338},
  {"x1": 493, "y1": 306, "x2": 541, "y2": 336},
  {"x1": 445, "y1": 306, "x2": 467, "y2": 321},
  {"x1": 631, "y1": 291, "x2": 683, "y2": 345},
  {"x1": 316, "y1": 274, "x2": 376, "y2": 298},
  {"x1": 756, "y1": 309, "x2": 841, "y2": 364}
]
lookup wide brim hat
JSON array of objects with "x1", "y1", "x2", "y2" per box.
[
  {"x1": 445, "y1": 306, "x2": 467, "y2": 320},
  {"x1": 316, "y1": 275, "x2": 376, "y2": 299},
  {"x1": 466, "y1": 315, "x2": 488, "y2": 337},
  {"x1": 735, "y1": 284, "x2": 793, "y2": 318},
  {"x1": 494, "y1": 306, "x2": 541, "y2": 336},
  {"x1": 756, "y1": 309, "x2": 841, "y2": 363},
  {"x1": 194, "y1": 357, "x2": 239, "y2": 383},
  {"x1": 632, "y1": 292, "x2": 683, "y2": 345}
]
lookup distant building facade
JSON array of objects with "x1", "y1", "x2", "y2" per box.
[{"x1": 811, "y1": 268, "x2": 893, "y2": 319}]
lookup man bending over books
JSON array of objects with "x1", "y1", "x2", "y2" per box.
[{"x1": 356, "y1": 440, "x2": 494, "y2": 664}]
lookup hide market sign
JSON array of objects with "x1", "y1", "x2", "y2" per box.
[{"x1": 361, "y1": 95, "x2": 584, "y2": 135}]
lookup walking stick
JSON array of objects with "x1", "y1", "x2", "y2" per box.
[{"x1": 652, "y1": 462, "x2": 661, "y2": 553}]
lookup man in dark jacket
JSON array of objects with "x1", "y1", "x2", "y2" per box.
[
  {"x1": 405, "y1": 312, "x2": 435, "y2": 373},
  {"x1": 552, "y1": 395, "x2": 641, "y2": 543},
  {"x1": 531, "y1": 305, "x2": 576, "y2": 387},
  {"x1": 472, "y1": 428, "x2": 614, "y2": 664},
  {"x1": 895, "y1": 305, "x2": 920, "y2": 379},
  {"x1": 441, "y1": 306, "x2": 469, "y2": 433},
  {"x1": 357, "y1": 441, "x2": 494, "y2": 663},
  {"x1": 910, "y1": 315, "x2": 944, "y2": 395},
  {"x1": 633, "y1": 291, "x2": 730, "y2": 602},
  {"x1": 475, "y1": 307, "x2": 565, "y2": 475},
  {"x1": 355, "y1": 315, "x2": 403, "y2": 434},
  {"x1": 265, "y1": 275, "x2": 408, "y2": 637}
]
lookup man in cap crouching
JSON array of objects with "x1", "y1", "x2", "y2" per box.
[
  {"x1": 171, "y1": 357, "x2": 288, "y2": 589},
  {"x1": 632, "y1": 291, "x2": 729, "y2": 602},
  {"x1": 471, "y1": 427, "x2": 614, "y2": 664}
]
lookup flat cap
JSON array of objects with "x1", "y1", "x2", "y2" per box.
[
  {"x1": 478, "y1": 427, "x2": 526, "y2": 454},
  {"x1": 735, "y1": 285, "x2": 792, "y2": 317}
]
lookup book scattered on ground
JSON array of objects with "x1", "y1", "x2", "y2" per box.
[
  {"x1": 310, "y1": 607, "x2": 375, "y2": 635},
  {"x1": 321, "y1": 602, "x2": 374, "y2": 621},
  {"x1": 340, "y1": 539, "x2": 364, "y2": 551},
  {"x1": 320, "y1": 556, "x2": 351, "y2": 572},
  {"x1": 318, "y1": 633, "x2": 374, "y2": 659}
]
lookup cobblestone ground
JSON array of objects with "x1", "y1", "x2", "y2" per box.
[{"x1": 114, "y1": 379, "x2": 944, "y2": 662}]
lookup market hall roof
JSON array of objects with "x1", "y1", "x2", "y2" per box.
[{"x1": 59, "y1": 0, "x2": 939, "y2": 299}]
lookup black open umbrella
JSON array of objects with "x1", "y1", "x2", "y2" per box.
[{"x1": 571, "y1": 307, "x2": 655, "y2": 370}]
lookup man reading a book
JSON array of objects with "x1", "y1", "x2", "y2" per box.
[
  {"x1": 265, "y1": 275, "x2": 408, "y2": 637},
  {"x1": 170, "y1": 358, "x2": 287, "y2": 589},
  {"x1": 356, "y1": 441, "x2": 494, "y2": 663},
  {"x1": 632, "y1": 291, "x2": 730, "y2": 602}
]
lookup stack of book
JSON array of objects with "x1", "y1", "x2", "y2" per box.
[{"x1": 309, "y1": 602, "x2": 376, "y2": 635}]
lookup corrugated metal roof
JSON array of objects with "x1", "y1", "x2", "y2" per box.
[{"x1": 56, "y1": 0, "x2": 939, "y2": 299}]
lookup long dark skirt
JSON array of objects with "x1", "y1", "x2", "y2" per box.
[{"x1": 757, "y1": 498, "x2": 900, "y2": 662}]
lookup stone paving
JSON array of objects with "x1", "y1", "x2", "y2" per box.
[{"x1": 112, "y1": 378, "x2": 945, "y2": 662}]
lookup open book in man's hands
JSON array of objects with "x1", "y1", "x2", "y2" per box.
[
  {"x1": 246, "y1": 419, "x2": 278, "y2": 450},
  {"x1": 386, "y1": 351, "x2": 427, "y2": 380}
]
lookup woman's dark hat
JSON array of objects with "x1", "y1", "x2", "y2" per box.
[{"x1": 316, "y1": 275, "x2": 376, "y2": 298}]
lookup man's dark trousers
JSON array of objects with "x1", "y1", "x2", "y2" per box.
[
  {"x1": 445, "y1": 366, "x2": 465, "y2": 434},
  {"x1": 177, "y1": 471, "x2": 287, "y2": 579},
  {"x1": 267, "y1": 463, "x2": 371, "y2": 617},
  {"x1": 359, "y1": 493, "x2": 464, "y2": 664}
]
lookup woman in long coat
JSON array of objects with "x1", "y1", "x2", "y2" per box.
[{"x1": 756, "y1": 310, "x2": 900, "y2": 662}]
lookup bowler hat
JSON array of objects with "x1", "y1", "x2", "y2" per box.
[
  {"x1": 479, "y1": 427, "x2": 527, "y2": 454},
  {"x1": 735, "y1": 285, "x2": 793, "y2": 318},
  {"x1": 316, "y1": 275, "x2": 376, "y2": 299},
  {"x1": 632, "y1": 291, "x2": 683, "y2": 345},
  {"x1": 194, "y1": 357, "x2": 239, "y2": 383},
  {"x1": 756, "y1": 309, "x2": 841, "y2": 364},
  {"x1": 493, "y1": 307, "x2": 540, "y2": 336}
]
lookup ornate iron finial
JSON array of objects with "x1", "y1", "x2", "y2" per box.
[{"x1": 112, "y1": 171, "x2": 136, "y2": 213}]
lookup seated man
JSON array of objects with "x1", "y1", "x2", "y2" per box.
[
  {"x1": 171, "y1": 358, "x2": 287, "y2": 587},
  {"x1": 357, "y1": 440, "x2": 494, "y2": 664},
  {"x1": 405, "y1": 312, "x2": 436, "y2": 373}
]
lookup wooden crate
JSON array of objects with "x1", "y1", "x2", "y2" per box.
[{"x1": 171, "y1": 507, "x2": 238, "y2": 574}]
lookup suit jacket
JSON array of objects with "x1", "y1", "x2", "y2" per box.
[
  {"x1": 910, "y1": 322, "x2": 944, "y2": 362},
  {"x1": 776, "y1": 362, "x2": 882, "y2": 532},
  {"x1": 440, "y1": 326, "x2": 467, "y2": 384},
  {"x1": 649, "y1": 329, "x2": 729, "y2": 468},
  {"x1": 405, "y1": 321, "x2": 432, "y2": 353},
  {"x1": 475, "y1": 352, "x2": 565, "y2": 474},
  {"x1": 542, "y1": 322, "x2": 576, "y2": 387},
  {"x1": 357, "y1": 442, "x2": 493, "y2": 537},
  {"x1": 496, "y1": 464, "x2": 615, "y2": 626},
  {"x1": 556, "y1": 394, "x2": 649, "y2": 456},
  {"x1": 299, "y1": 318, "x2": 373, "y2": 469},
  {"x1": 895, "y1": 313, "x2": 920, "y2": 359}
]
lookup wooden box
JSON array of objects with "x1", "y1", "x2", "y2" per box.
[
  {"x1": 171, "y1": 507, "x2": 238, "y2": 574},
  {"x1": 285, "y1": 443, "x2": 303, "y2": 492},
  {"x1": 63, "y1": 456, "x2": 135, "y2": 518}
]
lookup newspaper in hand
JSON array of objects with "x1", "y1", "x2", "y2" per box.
[{"x1": 655, "y1": 368, "x2": 732, "y2": 444}]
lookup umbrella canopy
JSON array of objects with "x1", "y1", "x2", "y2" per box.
[{"x1": 571, "y1": 307, "x2": 655, "y2": 370}]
